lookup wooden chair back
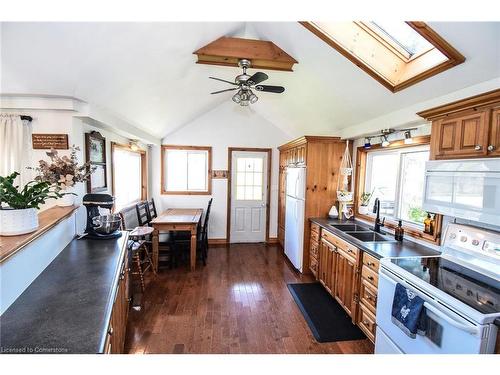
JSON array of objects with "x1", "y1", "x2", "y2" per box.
[
  {"x1": 118, "y1": 205, "x2": 140, "y2": 231},
  {"x1": 135, "y1": 201, "x2": 150, "y2": 226},
  {"x1": 146, "y1": 198, "x2": 158, "y2": 220}
]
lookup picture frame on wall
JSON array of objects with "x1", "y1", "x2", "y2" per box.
[{"x1": 85, "y1": 131, "x2": 107, "y2": 192}]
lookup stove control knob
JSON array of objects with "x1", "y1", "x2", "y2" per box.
[
  {"x1": 449, "y1": 233, "x2": 457, "y2": 239},
  {"x1": 472, "y1": 239, "x2": 480, "y2": 246},
  {"x1": 460, "y1": 236, "x2": 467, "y2": 242}
]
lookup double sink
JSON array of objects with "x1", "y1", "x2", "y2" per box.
[{"x1": 329, "y1": 223, "x2": 396, "y2": 243}]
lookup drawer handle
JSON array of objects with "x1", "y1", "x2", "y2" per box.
[
  {"x1": 348, "y1": 249, "x2": 353, "y2": 253},
  {"x1": 108, "y1": 327, "x2": 114, "y2": 336},
  {"x1": 475, "y1": 145, "x2": 482, "y2": 151},
  {"x1": 367, "y1": 262, "x2": 375, "y2": 266},
  {"x1": 363, "y1": 320, "x2": 370, "y2": 326},
  {"x1": 488, "y1": 145, "x2": 495, "y2": 151},
  {"x1": 367, "y1": 276, "x2": 374, "y2": 281},
  {"x1": 366, "y1": 296, "x2": 372, "y2": 301}
]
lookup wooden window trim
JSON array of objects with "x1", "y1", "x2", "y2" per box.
[
  {"x1": 111, "y1": 142, "x2": 148, "y2": 211},
  {"x1": 160, "y1": 145, "x2": 213, "y2": 196},
  {"x1": 226, "y1": 147, "x2": 272, "y2": 244},
  {"x1": 354, "y1": 135, "x2": 442, "y2": 245},
  {"x1": 300, "y1": 21, "x2": 465, "y2": 93}
]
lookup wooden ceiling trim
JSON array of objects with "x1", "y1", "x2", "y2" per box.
[{"x1": 193, "y1": 36, "x2": 298, "y2": 72}]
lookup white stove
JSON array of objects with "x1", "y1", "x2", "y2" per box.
[{"x1": 375, "y1": 223, "x2": 500, "y2": 354}]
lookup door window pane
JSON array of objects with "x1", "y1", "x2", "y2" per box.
[{"x1": 235, "y1": 157, "x2": 264, "y2": 201}]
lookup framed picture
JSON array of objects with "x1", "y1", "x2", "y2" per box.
[{"x1": 85, "y1": 131, "x2": 107, "y2": 192}]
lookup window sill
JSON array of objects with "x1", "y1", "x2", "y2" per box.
[{"x1": 161, "y1": 191, "x2": 211, "y2": 196}]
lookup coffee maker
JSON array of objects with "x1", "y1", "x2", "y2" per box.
[{"x1": 82, "y1": 193, "x2": 122, "y2": 239}]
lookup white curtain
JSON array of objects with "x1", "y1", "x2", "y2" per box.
[{"x1": 0, "y1": 113, "x2": 33, "y2": 187}]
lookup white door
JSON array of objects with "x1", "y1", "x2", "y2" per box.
[{"x1": 230, "y1": 151, "x2": 268, "y2": 243}]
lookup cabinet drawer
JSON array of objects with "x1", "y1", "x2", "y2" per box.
[
  {"x1": 362, "y1": 253, "x2": 380, "y2": 273},
  {"x1": 361, "y1": 265, "x2": 379, "y2": 288},
  {"x1": 321, "y1": 229, "x2": 336, "y2": 245},
  {"x1": 359, "y1": 278, "x2": 378, "y2": 314},
  {"x1": 321, "y1": 230, "x2": 359, "y2": 259},
  {"x1": 311, "y1": 223, "x2": 320, "y2": 234},
  {"x1": 310, "y1": 240, "x2": 319, "y2": 259},
  {"x1": 309, "y1": 256, "x2": 318, "y2": 278},
  {"x1": 310, "y1": 229, "x2": 320, "y2": 243},
  {"x1": 358, "y1": 303, "x2": 376, "y2": 343}
]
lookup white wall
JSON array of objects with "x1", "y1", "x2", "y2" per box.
[{"x1": 152, "y1": 102, "x2": 292, "y2": 240}]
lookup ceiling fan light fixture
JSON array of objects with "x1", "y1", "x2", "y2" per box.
[
  {"x1": 249, "y1": 91, "x2": 258, "y2": 104},
  {"x1": 232, "y1": 92, "x2": 242, "y2": 103}
]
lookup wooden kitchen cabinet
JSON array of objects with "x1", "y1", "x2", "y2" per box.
[
  {"x1": 418, "y1": 88, "x2": 500, "y2": 160},
  {"x1": 319, "y1": 237, "x2": 336, "y2": 294},
  {"x1": 309, "y1": 223, "x2": 320, "y2": 278},
  {"x1": 334, "y1": 247, "x2": 358, "y2": 320},
  {"x1": 277, "y1": 136, "x2": 348, "y2": 275},
  {"x1": 106, "y1": 253, "x2": 130, "y2": 354},
  {"x1": 430, "y1": 109, "x2": 489, "y2": 159},
  {"x1": 488, "y1": 107, "x2": 500, "y2": 157},
  {"x1": 356, "y1": 252, "x2": 381, "y2": 343}
]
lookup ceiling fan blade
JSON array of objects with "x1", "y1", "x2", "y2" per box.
[
  {"x1": 209, "y1": 76, "x2": 238, "y2": 86},
  {"x1": 210, "y1": 87, "x2": 239, "y2": 95},
  {"x1": 248, "y1": 72, "x2": 268, "y2": 85},
  {"x1": 255, "y1": 85, "x2": 285, "y2": 93}
]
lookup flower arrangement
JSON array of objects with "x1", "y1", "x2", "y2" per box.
[{"x1": 32, "y1": 146, "x2": 94, "y2": 190}]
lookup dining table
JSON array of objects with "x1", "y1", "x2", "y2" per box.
[{"x1": 150, "y1": 208, "x2": 203, "y2": 272}]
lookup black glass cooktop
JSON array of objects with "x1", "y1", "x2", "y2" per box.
[{"x1": 390, "y1": 256, "x2": 500, "y2": 314}]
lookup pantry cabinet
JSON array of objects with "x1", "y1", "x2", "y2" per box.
[
  {"x1": 278, "y1": 136, "x2": 348, "y2": 273},
  {"x1": 418, "y1": 89, "x2": 500, "y2": 160}
]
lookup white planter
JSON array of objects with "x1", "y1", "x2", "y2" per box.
[
  {"x1": 0, "y1": 208, "x2": 39, "y2": 236},
  {"x1": 57, "y1": 188, "x2": 75, "y2": 207},
  {"x1": 359, "y1": 205, "x2": 370, "y2": 215}
]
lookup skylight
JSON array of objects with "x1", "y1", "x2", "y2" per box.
[
  {"x1": 370, "y1": 21, "x2": 434, "y2": 58},
  {"x1": 300, "y1": 21, "x2": 465, "y2": 92}
]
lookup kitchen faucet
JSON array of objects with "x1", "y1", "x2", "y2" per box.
[{"x1": 372, "y1": 198, "x2": 385, "y2": 233}]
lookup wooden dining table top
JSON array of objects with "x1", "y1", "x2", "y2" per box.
[{"x1": 151, "y1": 208, "x2": 203, "y2": 225}]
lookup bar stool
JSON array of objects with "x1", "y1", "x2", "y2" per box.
[{"x1": 128, "y1": 226, "x2": 156, "y2": 292}]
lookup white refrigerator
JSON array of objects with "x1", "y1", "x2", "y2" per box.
[{"x1": 284, "y1": 167, "x2": 306, "y2": 272}]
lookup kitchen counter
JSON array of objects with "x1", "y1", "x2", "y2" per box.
[
  {"x1": 310, "y1": 217, "x2": 440, "y2": 259},
  {"x1": 0, "y1": 232, "x2": 128, "y2": 354}
]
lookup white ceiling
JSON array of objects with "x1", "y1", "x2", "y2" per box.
[{"x1": 1, "y1": 22, "x2": 499, "y2": 139}]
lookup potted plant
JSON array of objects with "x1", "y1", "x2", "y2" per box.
[
  {"x1": 359, "y1": 190, "x2": 374, "y2": 215},
  {"x1": 32, "y1": 146, "x2": 94, "y2": 207},
  {"x1": 0, "y1": 172, "x2": 64, "y2": 235}
]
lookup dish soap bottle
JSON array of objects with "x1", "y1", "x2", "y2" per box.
[
  {"x1": 424, "y1": 213, "x2": 432, "y2": 234},
  {"x1": 395, "y1": 220, "x2": 404, "y2": 241},
  {"x1": 429, "y1": 214, "x2": 435, "y2": 236}
]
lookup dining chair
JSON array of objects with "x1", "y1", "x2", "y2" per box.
[
  {"x1": 176, "y1": 198, "x2": 212, "y2": 266},
  {"x1": 146, "y1": 198, "x2": 158, "y2": 221},
  {"x1": 135, "y1": 201, "x2": 150, "y2": 226}
]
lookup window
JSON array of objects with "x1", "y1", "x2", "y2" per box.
[
  {"x1": 161, "y1": 145, "x2": 212, "y2": 195},
  {"x1": 235, "y1": 157, "x2": 264, "y2": 200},
  {"x1": 111, "y1": 143, "x2": 146, "y2": 210},
  {"x1": 300, "y1": 21, "x2": 465, "y2": 92},
  {"x1": 365, "y1": 145, "x2": 429, "y2": 226}
]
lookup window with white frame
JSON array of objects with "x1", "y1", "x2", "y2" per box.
[
  {"x1": 162, "y1": 146, "x2": 211, "y2": 194},
  {"x1": 112, "y1": 145, "x2": 145, "y2": 210},
  {"x1": 364, "y1": 144, "x2": 430, "y2": 226}
]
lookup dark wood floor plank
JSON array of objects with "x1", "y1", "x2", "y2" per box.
[{"x1": 125, "y1": 243, "x2": 374, "y2": 354}]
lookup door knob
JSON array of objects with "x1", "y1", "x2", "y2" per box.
[
  {"x1": 488, "y1": 145, "x2": 495, "y2": 151},
  {"x1": 475, "y1": 145, "x2": 482, "y2": 151}
]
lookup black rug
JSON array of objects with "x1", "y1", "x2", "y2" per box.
[{"x1": 287, "y1": 282, "x2": 366, "y2": 343}]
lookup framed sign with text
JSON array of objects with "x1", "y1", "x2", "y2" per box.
[{"x1": 32, "y1": 134, "x2": 69, "y2": 149}]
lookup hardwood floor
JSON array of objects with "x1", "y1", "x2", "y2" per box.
[{"x1": 124, "y1": 243, "x2": 374, "y2": 354}]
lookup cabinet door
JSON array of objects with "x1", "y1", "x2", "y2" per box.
[
  {"x1": 488, "y1": 108, "x2": 500, "y2": 157},
  {"x1": 319, "y1": 238, "x2": 336, "y2": 294},
  {"x1": 334, "y1": 248, "x2": 357, "y2": 319},
  {"x1": 432, "y1": 110, "x2": 489, "y2": 159},
  {"x1": 296, "y1": 145, "x2": 306, "y2": 165}
]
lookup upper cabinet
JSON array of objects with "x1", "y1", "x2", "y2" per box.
[{"x1": 418, "y1": 89, "x2": 500, "y2": 160}]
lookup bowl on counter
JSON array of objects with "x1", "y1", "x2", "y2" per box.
[{"x1": 92, "y1": 214, "x2": 122, "y2": 235}]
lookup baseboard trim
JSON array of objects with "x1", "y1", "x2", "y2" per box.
[
  {"x1": 267, "y1": 237, "x2": 279, "y2": 245},
  {"x1": 208, "y1": 238, "x2": 228, "y2": 246}
]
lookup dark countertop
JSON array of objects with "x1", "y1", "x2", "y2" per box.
[
  {"x1": 0, "y1": 233, "x2": 128, "y2": 354},
  {"x1": 310, "y1": 217, "x2": 440, "y2": 259}
]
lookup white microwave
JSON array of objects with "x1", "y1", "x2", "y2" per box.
[{"x1": 422, "y1": 158, "x2": 500, "y2": 227}]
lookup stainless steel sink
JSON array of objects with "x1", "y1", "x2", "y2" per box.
[
  {"x1": 344, "y1": 231, "x2": 395, "y2": 242},
  {"x1": 329, "y1": 224, "x2": 370, "y2": 232}
]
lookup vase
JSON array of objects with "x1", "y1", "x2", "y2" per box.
[
  {"x1": 57, "y1": 187, "x2": 75, "y2": 207},
  {"x1": 0, "y1": 208, "x2": 39, "y2": 236}
]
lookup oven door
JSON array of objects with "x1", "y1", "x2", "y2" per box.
[{"x1": 376, "y1": 267, "x2": 491, "y2": 354}]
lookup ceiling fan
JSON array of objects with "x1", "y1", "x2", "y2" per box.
[{"x1": 209, "y1": 59, "x2": 285, "y2": 106}]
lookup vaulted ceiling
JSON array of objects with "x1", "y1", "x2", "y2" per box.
[{"x1": 1, "y1": 22, "x2": 499, "y2": 140}]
